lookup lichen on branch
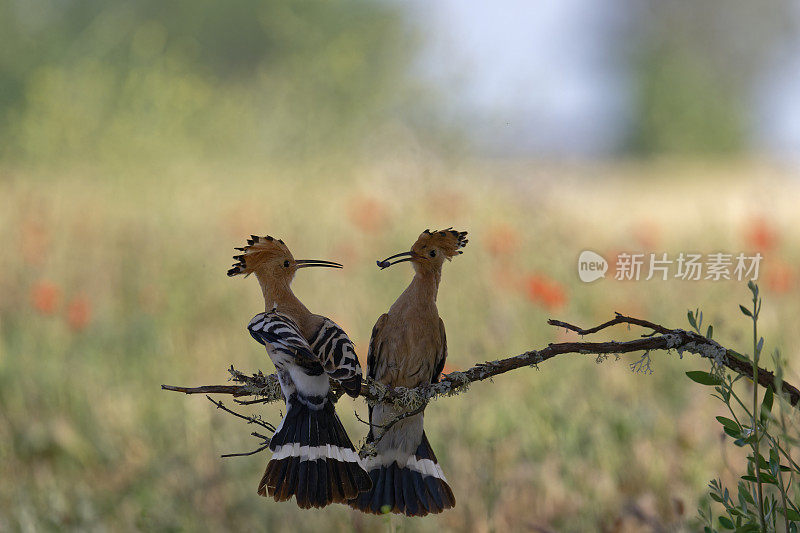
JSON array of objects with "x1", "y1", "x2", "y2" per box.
[{"x1": 161, "y1": 312, "x2": 800, "y2": 457}]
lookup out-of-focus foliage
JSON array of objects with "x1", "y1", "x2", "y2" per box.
[
  {"x1": 2, "y1": 2, "x2": 800, "y2": 529},
  {"x1": 1, "y1": 162, "x2": 799, "y2": 531},
  {"x1": 629, "y1": 0, "x2": 794, "y2": 156},
  {"x1": 631, "y1": 46, "x2": 746, "y2": 155},
  {"x1": 0, "y1": 0, "x2": 416, "y2": 163}
]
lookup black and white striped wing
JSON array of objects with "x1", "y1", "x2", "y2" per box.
[
  {"x1": 309, "y1": 318, "x2": 363, "y2": 397},
  {"x1": 248, "y1": 311, "x2": 316, "y2": 362}
]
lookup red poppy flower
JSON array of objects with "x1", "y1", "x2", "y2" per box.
[
  {"x1": 746, "y1": 217, "x2": 778, "y2": 251},
  {"x1": 31, "y1": 281, "x2": 61, "y2": 315},
  {"x1": 525, "y1": 274, "x2": 568, "y2": 310},
  {"x1": 66, "y1": 296, "x2": 92, "y2": 331},
  {"x1": 765, "y1": 260, "x2": 795, "y2": 294},
  {"x1": 348, "y1": 196, "x2": 388, "y2": 234},
  {"x1": 484, "y1": 223, "x2": 520, "y2": 257}
]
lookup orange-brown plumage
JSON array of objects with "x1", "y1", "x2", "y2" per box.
[
  {"x1": 372, "y1": 228, "x2": 467, "y2": 387},
  {"x1": 411, "y1": 228, "x2": 468, "y2": 260},
  {"x1": 351, "y1": 227, "x2": 466, "y2": 516},
  {"x1": 228, "y1": 235, "x2": 293, "y2": 277},
  {"x1": 228, "y1": 234, "x2": 343, "y2": 336},
  {"x1": 228, "y1": 235, "x2": 371, "y2": 507}
]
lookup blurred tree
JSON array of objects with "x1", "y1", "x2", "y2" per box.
[
  {"x1": 631, "y1": 45, "x2": 745, "y2": 154},
  {"x1": 629, "y1": 0, "x2": 793, "y2": 156},
  {"x1": 0, "y1": 0, "x2": 418, "y2": 163}
]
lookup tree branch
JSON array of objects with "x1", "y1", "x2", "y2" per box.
[
  {"x1": 204, "y1": 395, "x2": 276, "y2": 432},
  {"x1": 549, "y1": 313, "x2": 800, "y2": 406},
  {"x1": 162, "y1": 313, "x2": 800, "y2": 415},
  {"x1": 162, "y1": 384, "x2": 248, "y2": 396},
  {"x1": 220, "y1": 432, "x2": 272, "y2": 459}
]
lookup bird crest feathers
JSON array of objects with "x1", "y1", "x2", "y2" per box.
[
  {"x1": 227, "y1": 235, "x2": 292, "y2": 277},
  {"x1": 414, "y1": 228, "x2": 468, "y2": 259}
]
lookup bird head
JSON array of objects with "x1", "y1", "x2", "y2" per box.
[
  {"x1": 228, "y1": 235, "x2": 342, "y2": 289},
  {"x1": 377, "y1": 228, "x2": 468, "y2": 274}
]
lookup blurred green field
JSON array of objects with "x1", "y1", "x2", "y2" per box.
[{"x1": 1, "y1": 161, "x2": 798, "y2": 532}]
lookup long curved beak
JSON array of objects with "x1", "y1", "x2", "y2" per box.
[
  {"x1": 376, "y1": 251, "x2": 416, "y2": 269},
  {"x1": 295, "y1": 259, "x2": 343, "y2": 269}
]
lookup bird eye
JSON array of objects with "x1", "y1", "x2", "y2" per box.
[
  {"x1": 429, "y1": 250, "x2": 436, "y2": 258},
  {"x1": 283, "y1": 260, "x2": 290, "y2": 267}
]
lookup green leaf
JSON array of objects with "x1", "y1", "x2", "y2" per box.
[
  {"x1": 748, "y1": 453, "x2": 769, "y2": 470},
  {"x1": 719, "y1": 516, "x2": 735, "y2": 529},
  {"x1": 688, "y1": 310, "x2": 697, "y2": 329},
  {"x1": 737, "y1": 481, "x2": 755, "y2": 505},
  {"x1": 707, "y1": 324, "x2": 714, "y2": 339},
  {"x1": 769, "y1": 449, "x2": 779, "y2": 476},
  {"x1": 727, "y1": 507, "x2": 744, "y2": 517},
  {"x1": 717, "y1": 416, "x2": 740, "y2": 432},
  {"x1": 761, "y1": 473, "x2": 777, "y2": 484},
  {"x1": 687, "y1": 371, "x2": 723, "y2": 386},
  {"x1": 737, "y1": 491, "x2": 747, "y2": 511},
  {"x1": 744, "y1": 469, "x2": 777, "y2": 484},
  {"x1": 785, "y1": 508, "x2": 800, "y2": 521},
  {"x1": 761, "y1": 387, "x2": 773, "y2": 421},
  {"x1": 722, "y1": 427, "x2": 742, "y2": 439},
  {"x1": 740, "y1": 305, "x2": 753, "y2": 318},
  {"x1": 723, "y1": 427, "x2": 741, "y2": 439}
]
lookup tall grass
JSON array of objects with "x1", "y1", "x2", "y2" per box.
[{"x1": 1, "y1": 162, "x2": 799, "y2": 531}]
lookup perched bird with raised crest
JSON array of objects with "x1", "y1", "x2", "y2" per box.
[
  {"x1": 350, "y1": 228, "x2": 467, "y2": 516},
  {"x1": 228, "y1": 235, "x2": 371, "y2": 508}
]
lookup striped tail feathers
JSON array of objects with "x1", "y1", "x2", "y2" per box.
[
  {"x1": 258, "y1": 395, "x2": 371, "y2": 508},
  {"x1": 351, "y1": 431, "x2": 455, "y2": 516}
]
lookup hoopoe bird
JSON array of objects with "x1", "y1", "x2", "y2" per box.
[
  {"x1": 350, "y1": 228, "x2": 467, "y2": 516},
  {"x1": 228, "y1": 235, "x2": 371, "y2": 508}
]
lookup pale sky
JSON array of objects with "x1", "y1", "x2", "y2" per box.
[{"x1": 410, "y1": 0, "x2": 800, "y2": 159}]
